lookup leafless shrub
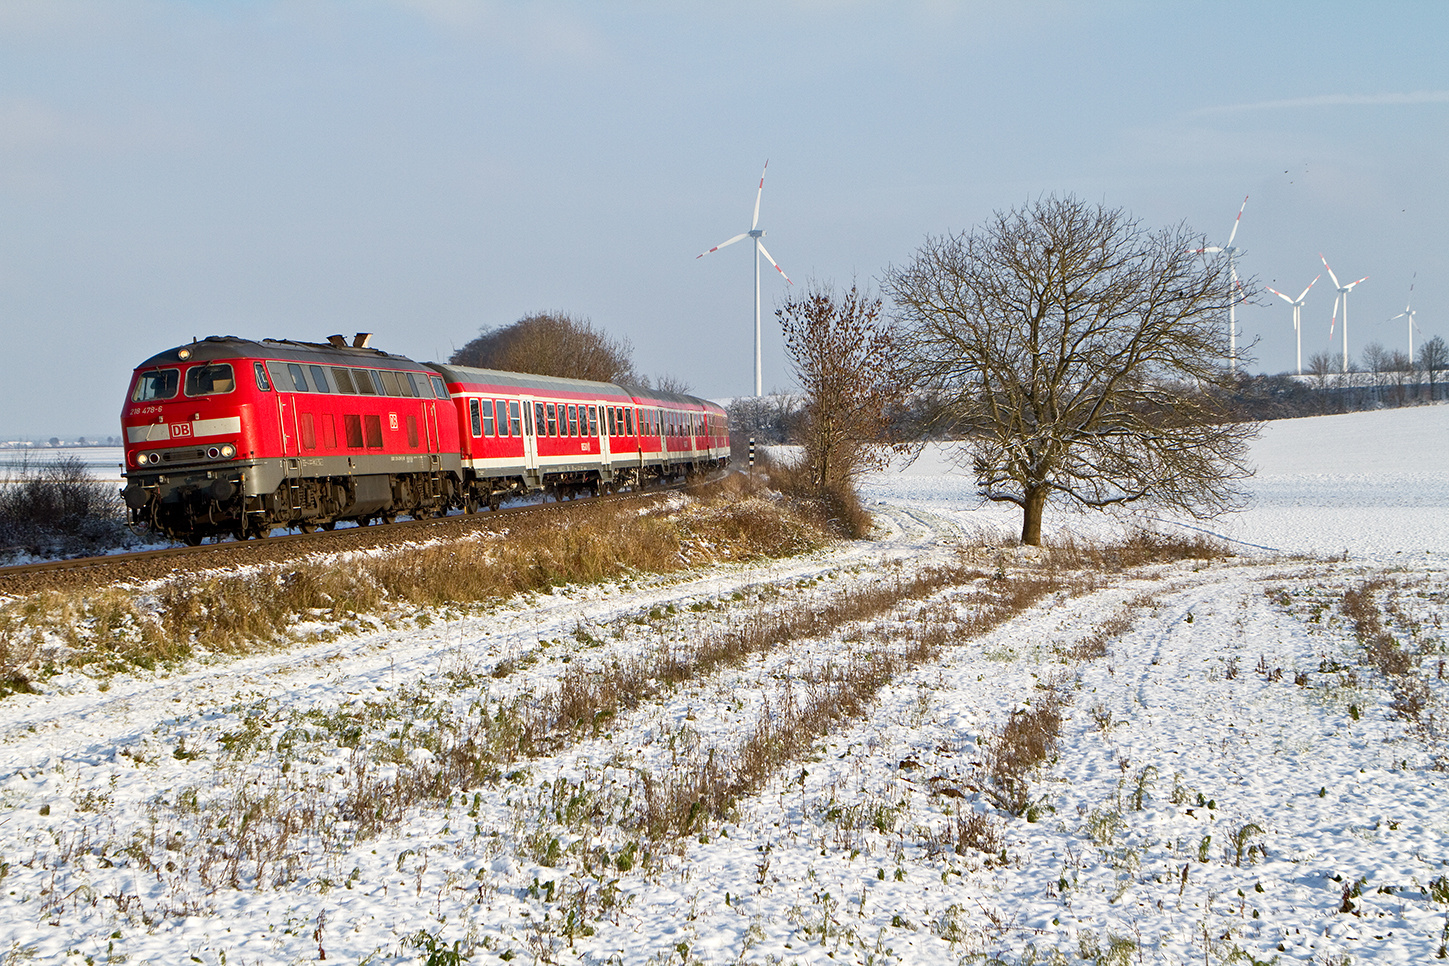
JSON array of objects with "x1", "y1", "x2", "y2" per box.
[
  {"x1": 979, "y1": 686, "x2": 1067, "y2": 816},
  {"x1": 0, "y1": 454, "x2": 129, "y2": 557}
]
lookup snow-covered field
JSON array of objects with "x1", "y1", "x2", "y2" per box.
[{"x1": 1, "y1": 409, "x2": 1447, "y2": 964}]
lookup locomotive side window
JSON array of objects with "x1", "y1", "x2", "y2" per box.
[
  {"x1": 300, "y1": 413, "x2": 317, "y2": 451},
  {"x1": 343, "y1": 414, "x2": 364, "y2": 448},
  {"x1": 332, "y1": 367, "x2": 356, "y2": 394},
  {"x1": 430, "y1": 376, "x2": 448, "y2": 399},
  {"x1": 364, "y1": 414, "x2": 384, "y2": 448},
  {"x1": 132, "y1": 368, "x2": 180, "y2": 401},
  {"x1": 254, "y1": 363, "x2": 272, "y2": 391},
  {"x1": 309, "y1": 365, "x2": 331, "y2": 392},
  {"x1": 469, "y1": 399, "x2": 482, "y2": 437},
  {"x1": 402, "y1": 373, "x2": 421, "y2": 397},
  {"x1": 286, "y1": 364, "x2": 310, "y2": 392},
  {"x1": 185, "y1": 363, "x2": 235, "y2": 397},
  {"x1": 481, "y1": 400, "x2": 495, "y2": 436},
  {"x1": 509, "y1": 401, "x2": 521, "y2": 436},
  {"x1": 407, "y1": 415, "x2": 420, "y2": 449},
  {"x1": 351, "y1": 369, "x2": 375, "y2": 395},
  {"x1": 379, "y1": 370, "x2": 402, "y2": 397}
]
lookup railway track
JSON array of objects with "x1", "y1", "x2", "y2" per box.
[{"x1": 0, "y1": 484, "x2": 689, "y2": 597}]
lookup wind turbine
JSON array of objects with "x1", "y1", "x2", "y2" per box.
[
  {"x1": 1388, "y1": 274, "x2": 1418, "y2": 361},
  {"x1": 1321, "y1": 254, "x2": 1368, "y2": 374},
  {"x1": 1265, "y1": 274, "x2": 1320, "y2": 375},
  {"x1": 696, "y1": 160, "x2": 792, "y2": 397},
  {"x1": 1193, "y1": 195, "x2": 1248, "y2": 371}
]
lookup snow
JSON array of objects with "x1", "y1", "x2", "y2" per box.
[{"x1": 1, "y1": 408, "x2": 1447, "y2": 964}]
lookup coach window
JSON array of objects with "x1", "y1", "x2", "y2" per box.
[
  {"x1": 624, "y1": 408, "x2": 634, "y2": 435},
  {"x1": 493, "y1": 400, "x2": 506, "y2": 436},
  {"x1": 545, "y1": 403, "x2": 558, "y2": 437},
  {"x1": 478, "y1": 399, "x2": 492, "y2": 436},
  {"x1": 509, "y1": 401, "x2": 522, "y2": 436},
  {"x1": 567, "y1": 404, "x2": 579, "y2": 436},
  {"x1": 380, "y1": 370, "x2": 403, "y2": 397},
  {"x1": 533, "y1": 402, "x2": 545, "y2": 436},
  {"x1": 430, "y1": 376, "x2": 448, "y2": 399},
  {"x1": 588, "y1": 406, "x2": 599, "y2": 436},
  {"x1": 469, "y1": 399, "x2": 482, "y2": 437},
  {"x1": 184, "y1": 363, "x2": 235, "y2": 396},
  {"x1": 253, "y1": 363, "x2": 271, "y2": 392},
  {"x1": 309, "y1": 365, "x2": 331, "y2": 392},
  {"x1": 332, "y1": 367, "x2": 356, "y2": 394},
  {"x1": 606, "y1": 407, "x2": 616, "y2": 436}
]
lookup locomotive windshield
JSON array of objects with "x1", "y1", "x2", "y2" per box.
[
  {"x1": 131, "y1": 368, "x2": 180, "y2": 401},
  {"x1": 184, "y1": 363, "x2": 236, "y2": 396}
]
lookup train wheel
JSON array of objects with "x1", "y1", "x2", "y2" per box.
[
  {"x1": 299, "y1": 523, "x2": 319, "y2": 534},
  {"x1": 182, "y1": 533, "x2": 203, "y2": 547},
  {"x1": 464, "y1": 493, "x2": 480, "y2": 514},
  {"x1": 381, "y1": 512, "x2": 397, "y2": 525},
  {"x1": 320, "y1": 520, "x2": 336, "y2": 531}
]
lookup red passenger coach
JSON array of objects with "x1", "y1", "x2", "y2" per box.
[
  {"x1": 431, "y1": 364, "x2": 730, "y2": 507},
  {"x1": 120, "y1": 335, "x2": 731, "y2": 544}
]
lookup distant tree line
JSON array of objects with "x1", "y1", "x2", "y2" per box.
[{"x1": 1231, "y1": 334, "x2": 1448, "y2": 419}]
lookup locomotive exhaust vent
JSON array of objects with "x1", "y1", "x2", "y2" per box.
[
  {"x1": 326, "y1": 334, "x2": 348, "y2": 348},
  {"x1": 352, "y1": 333, "x2": 372, "y2": 348}
]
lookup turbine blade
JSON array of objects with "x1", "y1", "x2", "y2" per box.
[
  {"x1": 1329, "y1": 294, "x2": 1340, "y2": 337},
  {"x1": 696, "y1": 233, "x2": 750, "y2": 259},
  {"x1": 1225, "y1": 194, "x2": 1248, "y2": 247},
  {"x1": 1320, "y1": 253, "x2": 1341, "y2": 290},
  {"x1": 1265, "y1": 285, "x2": 1294, "y2": 304},
  {"x1": 1296, "y1": 274, "x2": 1321, "y2": 303},
  {"x1": 756, "y1": 241, "x2": 792, "y2": 285},
  {"x1": 751, "y1": 160, "x2": 768, "y2": 230},
  {"x1": 1345, "y1": 275, "x2": 1369, "y2": 290}
]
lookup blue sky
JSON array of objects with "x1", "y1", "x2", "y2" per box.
[{"x1": 2, "y1": 1, "x2": 1446, "y2": 436}]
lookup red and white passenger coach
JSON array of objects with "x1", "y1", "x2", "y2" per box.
[{"x1": 120, "y1": 334, "x2": 730, "y2": 543}]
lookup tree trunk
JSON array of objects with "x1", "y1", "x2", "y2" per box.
[{"x1": 1020, "y1": 487, "x2": 1046, "y2": 546}]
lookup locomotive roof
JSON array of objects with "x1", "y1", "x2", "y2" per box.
[{"x1": 134, "y1": 336, "x2": 427, "y2": 370}]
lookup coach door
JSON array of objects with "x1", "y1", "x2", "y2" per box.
[{"x1": 519, "y1": 394, "x2": 541, "y2": 489}]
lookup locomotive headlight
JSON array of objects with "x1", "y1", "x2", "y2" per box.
[
  {"x1": 206, "y1": 446, "x2": 220, "y2": 459},
  {"x1": 178, "y1": 348, "x2": 192, "y2": 360},
  {"x1": 220, "y1": 443, "x2": 236, "y2": 459},
  {"x1": 146, "y1": 452, "x2": 161, "y2": 464}
]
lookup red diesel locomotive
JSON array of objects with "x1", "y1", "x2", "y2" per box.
[{"x1": 120, "y1": 334, "x2": 730, "y2": 543}]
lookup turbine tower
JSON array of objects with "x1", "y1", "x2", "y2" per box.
[
  {"x1": 1321, "y1": 254, "x2": 1368, "y2": 375},
  {"x1": 696, "y1": 160, "x2": 792, "y2": 396},
  {"x1": 1193, "y1": 195, "x2": 1248, "y2": 372},
  {"x1": 1388, "y1": 275, "x2": 1418, "y2": 360},
  {"x1": 1265, "y1": 274, "x2": 1320, "y2": 376}
]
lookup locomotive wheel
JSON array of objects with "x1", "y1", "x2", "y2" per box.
[
  {"x1": 464, "y1": 493, "x2": 480, "y2": 514},
  {"x1": 183, "y1": 533, "x2": 204, "y2": 547},
  {"x1": 299, "y1": 523, "x2": 319, "y2": 534},
  {"x1": 320, "y1": 521, "x2": 336, "y2": 531}
]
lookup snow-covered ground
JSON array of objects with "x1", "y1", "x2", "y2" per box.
[{"x1": 1, "y1": 409, "x2": 1446, "y2": 964}]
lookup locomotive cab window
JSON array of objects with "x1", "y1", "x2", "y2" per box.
[
  {"x1": 131, "y1": 368, "x2": 180, "y2": 401},
  {"x1": 430, "y1": 376, "x2": 448, "y2": 399},
  {"x1": 254, "y1": 363, "x2": 272, "y2": 391},
  {"x1": 184, "y1": 363, "x2": 235, "y2": 397}
]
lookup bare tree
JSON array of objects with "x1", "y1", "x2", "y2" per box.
[
  {"x1": 1305, "y1": 351, "x2": 1338, "y2": 413},
  {"x1": 1419, "y1": 335, "x2": 1448, "y2": 402},
  {"x1": 451, "y1": 311, "x2": 636, "y2": 382},
  {"x1": 885, "y1": 195, "x2": 1257, "y2": 546},
  {"x1": 1385, "y1": 348, "x2": 1413, "y2": 407},
  {"x1": 777, "y1": 282, "x2": 903, "y2": 526},
  {"x1": 1361, "y1": 341, "x2": 1390, "y2": 407}
]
